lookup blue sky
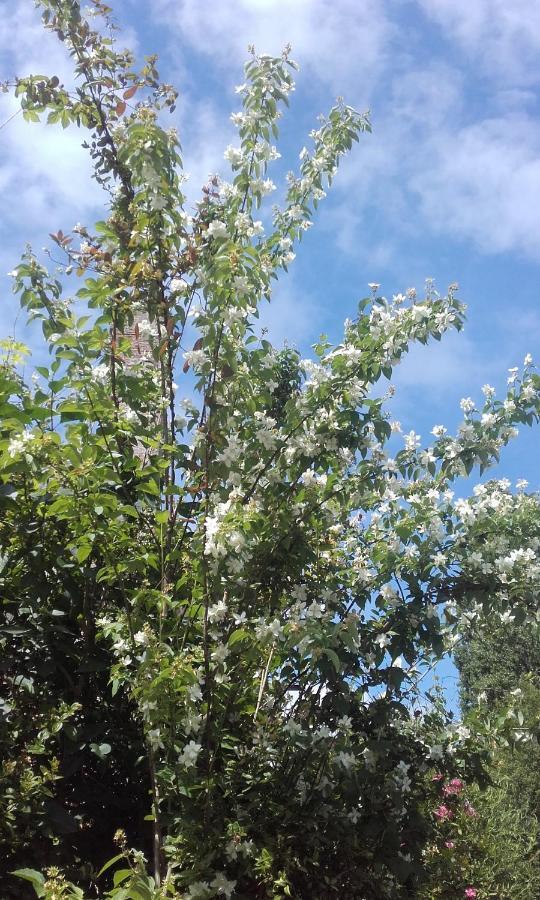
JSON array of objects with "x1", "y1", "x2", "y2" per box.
[{"x1": 1, "y1": 1, "x2": 539, "y2": 702}]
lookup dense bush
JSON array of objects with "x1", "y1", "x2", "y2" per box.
[{"x1": 1, "y1": 2, "x2": 539, "y2": 897}]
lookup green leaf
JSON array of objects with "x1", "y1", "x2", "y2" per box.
[
  {"x1": 97, "y1": 852, "x2": 126, "y2": 877},
  {"x1": 12, "y1": 869, "x2": 45, "y2": 897},
  {"x1": 113, "y1": 868, "x2": 133, "y2": 887},
  {"x1": 228, "y1": 628, "x2": 250, "y2": 646},
  {"x1": 323, "y1": 648, "x2": 341, "y2": 672},
  {"x1": 75, "y1": 544, "x2": 92, "y2": 563},
  {"x1": 90, "y1": 742, "x2": 112, "y2": 759}
]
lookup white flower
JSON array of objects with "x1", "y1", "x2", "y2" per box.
[
  {"x1": 179, "y1": 740, "x2": 202, "y2": 768},
  {"x1": 224, "y1": 307, "x2": 246, "y2": 328},
  {"x1": 210, "y1": 873, "x2": 236, "y2": 898},
  {"x1": 255, "y1": 618, "x2": 283, "y2": 642},
  {"x1": 362, "y1": 747, "x2": 376, "y2": 769},
  {"x1": 7, "y1": 429, "x2": 35, "y2": 458},
  {"x1": 380, "y1": 585, "x2": 399, "y2": 605},
  {"x1": 500, "y1": 610, "x2": 515, "y2": 624},
  {"x1": 431, "y1": 424, "x2": 447, "y2": 437},
  {"x1": 313, "y1": 725, "x2": 332, "y2": 742},
  {"x1": 404, "y1": 431, "x2": 421, "y2": 451},
  {"x1": 170, "y1": 277, "x2": 188, "y2": 293},
  {"x1": 368, "y1": 282, "x2": 380, "y2": 291},
  {"x1": 300, "y1": 468, "x2": 316, "y2": 487},
  {"x1": 211, "y1": 643, "x2": 230, "y2": 665},
  {"x1": 225, "y1": 838, "x2": 253, "y2": 861},
  {"x1": 507, "y1": 366, "x2": 519, "y2": 384},
  {"x1": 183, "y1": 711, "x2": 202, "y2": 734},
  {"x1": 148, "y1": 728, "x2": 164, "y2": 750},
  {"x1": 91, "y1": 363, "x2": 109, "y2": 384},
  {"x1": 335, "y1": 750, "x2": 355, "y2": 769},
  {"x1": 233, "y1": 275, "x2": 250, "y2": 296},
  {"x1": 149, "y1": 193, "x2": 167, "y2": 212},
  {"x1": 481, "y1": 412, "x2": 496, "y2": 427},
  {"x1": 306, "y1": 600, "x2": 325, "y2": 619},
  {"x1": 524, "y1": 353, "x2": 533, "y2": 366},
  {"x1": 228, "y1": 530, "x2": 246, "y2": 552},
  {"x1": 183, "y1": 349, "x2": 207, "y2": 370},
  {"x1": 207, "y1": 220, "x2": 228, "y2": 239},
  {"x1": 135, "y1": 318, "x2": 157, "y2": 341},
  {"x1": 283, "y1": 719, "x2": 303, "y2": 737},
  {"x1": 288, "y1": 204, "x2": 304, "y2": 221},
  {"x1": 208, "y1": 600, "x2": 228, "y2": 623},
  {"x1": 251, "y1": 177, "x2": 276, "y2": 196},
  {"x1": 460, "y1": 397, "x2": 475, "y2": 413},
  {"x1": 188, "y1": 683, "x2": 203, "y2": 702},
  {"x1": 224, "y1": 145, "x2": 244, "y2": 166},
  {"x1": 255, "y1": 426, "x2": 277, "y2": 451},
  {"x1": 375, "y1": 633, "x2": 391, "y2": 650}
]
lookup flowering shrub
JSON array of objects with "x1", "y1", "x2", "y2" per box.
[
  {"x1": 1, "y1": 1, "x2": 540, "y2": 897},
  {"x1": 420, "y1": 736, "x2": 540, "y2": 900},
  {"x1": 420, "y1": 774, "x2": 480, "y2": 898}
]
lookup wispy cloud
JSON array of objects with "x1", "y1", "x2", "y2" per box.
[
  {"x1": 257, "y1": 278, "x2": 325, "y2": 349},
  {"x1": 0, "y1": 1, "x2": 72, "y2": 80},
  {"x1": 411, "y1": 115, "x2": 540, "y2": 259},
  {"x1": 178, "y1": 99, "x2": 236, "y2": 204},
  {"x1": 416, "y1": 0, "x2": 540, "y2": 86},
  {"x1": 3, "y1": 0, "x2": 540, "y2": 404},
  {"x1": 153, "y1": 0, "x2": 394, "y2": 95}
]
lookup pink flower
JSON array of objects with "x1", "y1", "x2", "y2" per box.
[
  {"x1": 464, "y1": 888, "x2": 477, "y2": 898},
  {"x1": 431, "y1": 773, "x2": 444, "y2": 782},
  {"x1": 443, "y1": 778, "x2": 464, "y2": 796},
  {"x1": 463, "y1": 801, "x2": 478, "y2": 818},
  {"x1": 445, "y1": 840, "x2": 455, "y2": 849},
  {"x1": 434, "y1": 804, "x2": 453, "y2": 820}
]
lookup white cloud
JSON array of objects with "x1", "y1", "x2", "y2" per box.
[
  {"x1": 258, "y1": 277, "x2": 324, "y2": 348},
  {"x1": 3, "y1": 0, "x2": 540, "y2": 357},
  {"x1": 394, "y1": 329, "x2": 493, "y2": 396},
  {"x1": 0, "y1": 100, "x2": 100, "y2": 228},
  {"x1": 177, "y1": 99, "x2": 236, "y2": 203},
  {"x1": 153, "y1": 0, "x2": 393, "y2": 95},
  {"x1": 0, "y1": 1, "x2": 72, "y2": 80},
  {"x1": 416, "y1": 0, "x2": 540, "y2": 85},
  {"x1": 411, "y1": 115, "x2": 540, "y2": 258},
  {"x1": 308, "y1": 56, "x2": 540, "y2": 264}
]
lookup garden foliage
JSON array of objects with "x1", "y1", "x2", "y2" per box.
[{"x1": 1, "y1": 2, "x2": 539, "y2": 897}]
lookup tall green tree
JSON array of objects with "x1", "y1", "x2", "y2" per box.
[
  {"x1": 420, "y1": 496, "x2": 540, "y2": 899},
  {"x1": 2, "y1": 2, "x2": 540, "y2": 898},
  {"x1": 456, "y1": 619, "x2": 540, "y2": 712}
]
